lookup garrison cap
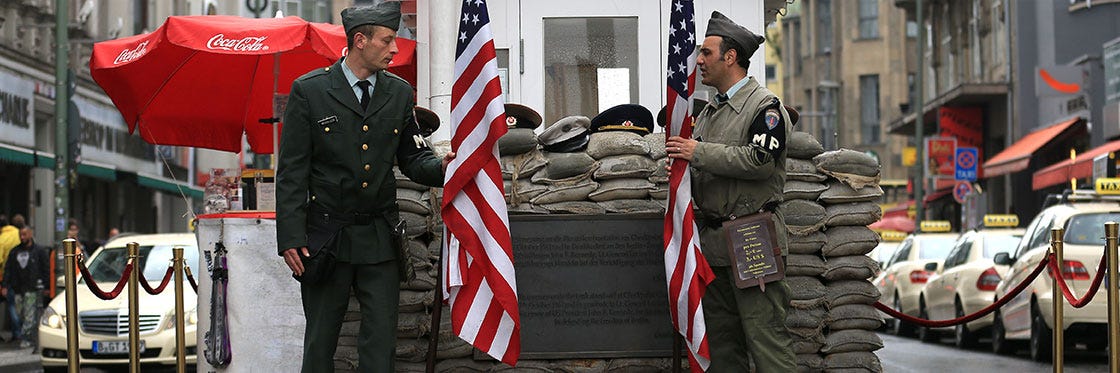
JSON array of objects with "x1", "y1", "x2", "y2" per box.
[
  {"x1": 342, "y1": 1, "x2": 401, "y2": 34},
  {"x1": 705, "y1": 11, "x2": 764, "y2": 60},
  {"x1": 414, "y1": 106, "x2": 440, "y2": 136},
  {"x1": 539, "y1": 116, "x2": 591, "y2": 153},
  {"x1": 504, "y1": 103, "x2": 542, "y2": 130},
  {"x1": 591, "y1": 104, "x2": 654, "y2": 134}
]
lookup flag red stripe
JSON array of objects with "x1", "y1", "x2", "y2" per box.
[{"x1": 450, "y1": 40, "x2": 498, "y2": 109}]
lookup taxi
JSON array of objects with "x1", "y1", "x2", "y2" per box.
[
  {"x1": 873, "y1": 221, "x2": 957, "y2": 337},
  {"x1": 992, "y1": 182, "x2": 1120, "y2": 361},
  {"x1": 869, "y1": 230, "x2": 907, "y2": 270},
  {"x1": 916, "y1": 215, "x2": 1024, "y2": 347}
]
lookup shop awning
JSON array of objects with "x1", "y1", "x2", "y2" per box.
[
  {"x1": 76, "y1": 161, "x2": 118, "y2": 181},
  {"x1": 923, "y1": 187, "x2": 953, "y2": 206},
  {"x1": 1032, "y1": 138, "x2": 1120, "y2": 190},
  {"x1": 137, "y1": 173, "x2": 204, "y2": 199},
  {"x1": 983, "y1": 117, "x2": 1083, "y2": 178},
  {"x1": 0, "y1": 144, "x2": 54, "y2": 169}
]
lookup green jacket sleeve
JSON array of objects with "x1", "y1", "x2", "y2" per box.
[
  {"x1": 396, "y1": 93, "x2": 444, "y2": 187},
  {"x1": 275, "y1": 79, "x2": 312, "y2": 253}
]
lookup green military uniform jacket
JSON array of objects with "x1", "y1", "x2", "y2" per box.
[
  {"x1": 691, "y1": 77, "x2": 793, "y2": 266},
  {"x1": 276, "y1": 59, "x2": 443, "y2": 264}
]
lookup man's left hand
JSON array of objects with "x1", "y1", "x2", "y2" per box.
[
  {"x1": 666, "y1": 136, "x2": 698, "y2": 162},
  {"x1": 442, "y1": 152, "x2": 457, "y2": 173}
]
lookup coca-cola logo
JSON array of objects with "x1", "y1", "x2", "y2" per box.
[
  {"x1": 206, "y1": 34, "x2": 270, "y2": 52},
  {"x1": 113, "y1": 41, "x2": 149, "y2": 64}
]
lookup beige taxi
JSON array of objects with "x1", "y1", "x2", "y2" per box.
[
  {"x1": 916, "y1": 215, "x2": 1023, "y2": 347},
  {"x1": 39, "y1": 233, "x2": 198, "y2": 369},
  {"x1": 992, "y1": 187, "x2": 1119, "y2": 361},
  {"x1": 873, "y1": 221, "x2": 958, "y2": 336},
  {"x1": 869, "y1": 230, "x2": 907, "y2": 270}
]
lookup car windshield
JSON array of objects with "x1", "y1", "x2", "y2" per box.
[
  {"x1": 84, "y1": 245, "x2": 200, "y2": 285},
  {"x1": 917, "y1": 237, "x2": 955, "y2": 259},
  {"x1": 875, "y1": 243, "x2": 898, "y2": 263},
  {"x1": 1065, "y1": 213, "x2": 1120, "y2": 245},
  {"x1": 982, "y1": 234, "x2": 1022, "y2": 258}
]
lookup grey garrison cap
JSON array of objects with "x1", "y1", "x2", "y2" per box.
[
  {"x1": 342, "y1": 1, "x2": 401, "y2": 34},
  {"x1": 705, "y1": 11, "x2": 765, "y2": 60}
]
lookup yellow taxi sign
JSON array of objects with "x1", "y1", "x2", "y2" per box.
[
  {"x1": 1096, "y1": 178, "x2": 1120, "y2": 195},
  {"x1": 880, "y1": 230, "x2": 908, "y2": 242},
  {"x1": 919, "y1": 220, "x2": 952, "y2": 233},
  {"x1": 983, "y1": 214, "x2": 1019, "y2": 228}
]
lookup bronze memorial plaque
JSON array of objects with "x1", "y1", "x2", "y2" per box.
[{"x1": 511, "y1": 214, "x2": 675, "y2": 359}]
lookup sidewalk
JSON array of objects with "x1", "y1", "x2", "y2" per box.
[{"x1": 0, "y1": 339, "x2": 41, "y2": 372}]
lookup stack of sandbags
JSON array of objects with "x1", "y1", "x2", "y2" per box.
[{"x1": 583, "y1": 130, "x2": 665, "y2": 214}]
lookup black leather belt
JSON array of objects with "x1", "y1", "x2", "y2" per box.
[
  {"x1": 309, "y1": 203, "x2": 387, "y2": 226},
  {"x1": 698, "y1": 201, "x2": 780, "y2": 230}
]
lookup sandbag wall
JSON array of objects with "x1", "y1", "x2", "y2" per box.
[{"x1": 782, "y1": 132, "x2": 885, "y2": 373}]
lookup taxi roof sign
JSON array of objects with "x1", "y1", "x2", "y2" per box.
[
  {"x1": 920, "y1": 220, "x2": 952, "y2": 232},
  {"x1": 1097, "y1": 178, "x2": 1120, "y2": 195},
  {"x1": 983, "y1": 214, "x2": 1019, "y2": 228},
  {"x1": 880, "y1": 231, "x2": 908, "y2": 242}
]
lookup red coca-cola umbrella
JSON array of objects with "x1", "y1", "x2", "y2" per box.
[
  {"x1": 869, "y1": 215, "x2": 916, "y2": 233},
  {"x1": 90, "y1": 15, "x2": 417, "y2": 154}
]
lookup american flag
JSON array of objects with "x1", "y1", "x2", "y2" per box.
[
  {"x1": 663, "y1": 1, "x2": 715, "y2": 371},
  {"x1": 441, "y1": 0, "x2": 520, "y2": 366}
]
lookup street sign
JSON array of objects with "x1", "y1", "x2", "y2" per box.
[
  {"x1": 955, "y1": 146, "x2": 978, "y2": 181},
  {"x1": 953, "y1": 181, "x2": 973, "y2": 204},
  {"x1": 925, "y1": 137, "x2": 957, "y2": 178}
]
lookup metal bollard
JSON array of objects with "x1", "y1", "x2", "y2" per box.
[
  {"x1": 63, "y1": 239, "x2": 80, "y2": 373},
  {"x1": 1052, "y1": 228, "x2": 1065, "y2": 373},
  {"x1": 1106, "y1": 222, "x2": 1119, "y2": 373},
  {"x1": 127, "y1": 242, "x2": 140, "y2": 373},
  {"x1": 174, "y1": 247, "x2": 187, "y2": 372}
]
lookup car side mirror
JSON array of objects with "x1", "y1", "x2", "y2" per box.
[
  {"x1": 923, "y1": 262, "x2": 938, "y2": 272},
  {"x1": 993, "y1": 252, "x2": 1013, "y2": 265}
]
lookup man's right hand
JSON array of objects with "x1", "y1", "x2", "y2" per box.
[{"x1": 282, "y1": 247, "x2": 310, "y2": 276}]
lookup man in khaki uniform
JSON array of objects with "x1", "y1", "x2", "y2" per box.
[
  {"x1": 276, "y1": 2, "x2": 453, "y2": 371},
  {"x1": 666, "y1": 11, "x2": 795, "y2": 372}
]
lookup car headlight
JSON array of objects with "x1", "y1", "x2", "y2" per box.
[
  {"x1": 40, "y1": 307, "x2": 64, "y2": 329},
  {"x1": 169, "y1": 307, "x2": 198, "y2": 329}
]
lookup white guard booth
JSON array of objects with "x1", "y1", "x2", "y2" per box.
[{"x1": 195, "y1": 212, "x2": 304, "y2": 372}]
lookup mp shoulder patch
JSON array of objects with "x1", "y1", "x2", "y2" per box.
[{"x1": 764, "y1": 109, "x2": 781, "y2": 130}]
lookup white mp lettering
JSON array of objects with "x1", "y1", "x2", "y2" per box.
[
  {"x1": 769, "y1": 137, "x2": 780, "y2": 150},
  {"x1": 206, "y1": 34, "x2": 269, "y2": 52},
  {"x1": 113, "y1": 41, "x2": 150, "y2": 64},
  {"x1": 752, "y1": 133, "x2": 767, "y2": 146}
]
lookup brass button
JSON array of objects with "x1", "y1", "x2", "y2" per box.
[
  {"x1": 393, "y1": 128, "x2": 399, "y2": 134},
  {"x1": 361, "y1": 182, "x2": 369, "y2": 188},
  {"x1": 364, "y1": 164, "x2": 371, "y2": 171},
  {"x1": 311, "y1": 195, "x2": 316, "y2": 201},
  {"x1": 362, "y1": 144, "x2": 369, "y2": 150},
  {"x1": 324, "y1": 127, "x2": 331, "y2": 133},
  {"x1": 362, "y1": 125, "x2": 369, "y2": 132}
]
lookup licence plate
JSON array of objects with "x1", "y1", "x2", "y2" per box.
[{"x1": 92, "y1": 340, "x2": 145, "y2": 354}]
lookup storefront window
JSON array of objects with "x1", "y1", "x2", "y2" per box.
[{"x1": 542, "y1": 17, "x2": 638, "y2": 125}]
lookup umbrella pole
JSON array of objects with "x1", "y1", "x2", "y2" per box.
[{"x1": 272, "y1": 52, "x2": 280, "y2": 171}]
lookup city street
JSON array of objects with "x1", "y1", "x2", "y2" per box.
[{"x1": 878, "y1": 332, "x2": 1110, "y2": 372}]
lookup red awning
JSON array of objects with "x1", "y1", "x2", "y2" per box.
[
  {"x1": 1032, "y1": 138, "x2": 1120, "y2": 190},
  {"x1": 983, "y1": 118, "x2": 1083, "y2": 178},
  {"x1": 923, "y1": 187, "x2": 953, "y2": 206}
]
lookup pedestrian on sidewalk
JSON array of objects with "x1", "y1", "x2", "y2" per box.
[
  {"x1": 2, "y1": 226, "x2": 50, "y2": 350},
  {"x1": 0, "y1": 214, "x2": 24, "y2": 342}
]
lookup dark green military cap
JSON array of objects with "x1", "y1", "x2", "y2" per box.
[
  {"x1": 705, "y1": 11, "x2": 764, "y2": 60},
  {"x1": 342, "y1": 1, "x2": 401, "y2": 34}
]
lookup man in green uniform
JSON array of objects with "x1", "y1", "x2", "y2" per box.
[
  {"x1": 276, "y1": 2, "x2": 454, "y2": 371},
  {"x1": 666, "y1": 11, "x2": 796, "y2": 372}
]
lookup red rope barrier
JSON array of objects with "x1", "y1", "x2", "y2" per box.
[
  {"x1": 874, "y1": 254, "x2": 1052, "y2": 328},
  {"x1": 138, "y1": 266, "x2": 175, "y2": 295},
  {"x1": 76, "y1": 261, "x2": 134, "y2": 301},
  {"x1": 1047, "y1": 250, "x2": 1108, "y2": 308},
  {"x1": 186, "y1": 269, "x2": 199, "y2": 292}
]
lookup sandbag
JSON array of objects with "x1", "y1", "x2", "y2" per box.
[
  {"x1": 788, "y1": 131, "x2": 824, "y2": 159},
  {"x1": 434, "y1": 359, "x2": 494, "y2": 372},
  {"x1": 788, "y1": 231, "x2": 827, "y2": 255},
  {"x1": 649, "y1": 186, "x2": 668, "y2": 200},
  {"x1": 504, "y1": 179, "x2": 549, "y2": 205},
  {"x1": 606, "y1": 358, "x2": 673, "y2": 372},
  {"x1": 394, "y1": 167, "x2": 430, "y2": 191},
  {"x1": 649, "y1": 158, "x2": 669, "y2": 184},
  {"x1": 785, "y1": 306, "x2": 827, "y2": 329},
  {"x1": 396, "y1": 312, "x2": 430, "y2": 338},
  {"x1": 530, "y1": 181, "x2": 599, "y2": 204},
  {"x1": 401, "y1": 267, "x2": 437, "y2": 291},
  {"x1": 819, "y1": 180, "x2": 884, "y2": 204},
  {"x1": 401, "y1": 211, "x2": 430, "y2": 237},
  {"x1": 589, "y1": 179, "x2": 655, "y2": 201},
  {"x1": 396, "y1": 188, "x2": 431, "y2": 215},
  {"x1": 500, "y1": 150, "x2": 548, "y2": 180},
  {"x1": 825, "y1": 202, "x2": 883, "y2": 227},
  {"x1": 784, "y1": 180, "x2": 828, "y2": 201},
  {"x1": 822, "y1": 255, "x2": 880, "y2": 281},
  {"x1": 828, "y1": 304, "x2": 884, "y2": 331},
  {"x1": 399, "y1": 290, "x2": 434, "y2": 313},
  {"x1": 394, "y1": 338, "x2": 430, "y2": 362},
  {"x1": 814, "y1": 149, "x2": 881, "y2": 189},
  {"x1": 779, "y1": 199, "x2": 827, "y2": 236},
  {"x1": 593, "y1": 154, "x2": 657, "y2": 180},
  {"x1": 793, "y1": 340, "x2": 824, "y2": 355},
  {"x1": 644, "y1": 132, "x2": 667, "y2": 159},
  {"x1": 508, "y1": 203, "x2": 550, "y2": 215},
  {"x1": 826, "y1": 280, "x2": 882, "y2": 307},
  {"x1": 821, "y1": 330, "x2": 883, "y2": 354},
  {"x1": 788, "y1": 276, "x2": 828, "y2": 309},
  {"x1": 540, "y1": 201, "x2": 607, "y2": 215},
  {"x1": 598, "y1": 199, "x2": 665, "y2": 214},
  {"x1": 796, "y1": 353, "x2": 824, "y2": 372},
  {"x1": 786, "y1": 254, "x2": 826, "y2": 277},
  {"x1": 587, "y1": 132, "x2": 650, "y2": 159},
  {"x1": 547, "y1": 359, "x2": 611, "y2": 373},
  {"x1": 823, "y1": 351, "x2": 882, "y2": 373},
  {"x1": 786, "y1": 158, "x2": 828, "y2": 182},
  {"x1": 497, "y1": 128, "x2": 538, "y2": 156},
  {"x1": 822, "y1": 226, "x2": 881, "y2": 257},
  {"x1": 539, "y1": 152, "x2": 598, "y2": 180}
]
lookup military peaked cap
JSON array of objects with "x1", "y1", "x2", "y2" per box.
[
  {"x1": 504, "y1": 103, "x2": 543, "y2": 130},
  {"x1": 539, "y1": 116, "x2": 591, "y2": 153},
  {"x1": 591, "y1": 104, "x2": 654, "y2": 134}
]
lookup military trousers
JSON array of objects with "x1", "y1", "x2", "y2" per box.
[
  {"x1": 300, "y1": 260, "x2": 400, "y2": 373},
  {"x1": 702, "y1": 266, "x2": 796, "y2": 373}
]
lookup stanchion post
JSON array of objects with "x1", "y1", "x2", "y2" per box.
[
  {"x1": 63, "y1": 239, "x2": 80, "y2": 373},
  {"x1": 127, "y1": 242, "x2": 140, "y2": 373},
  {"x1": 1105, "y1": 222, "x2": 1119, "y2": 373},
  {"x1": 1051, "y1": 228, "x2": 1065, "y2": 373},
  {"x1": 174, "y1": 247, "x2": 187, "y2": 373}
]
